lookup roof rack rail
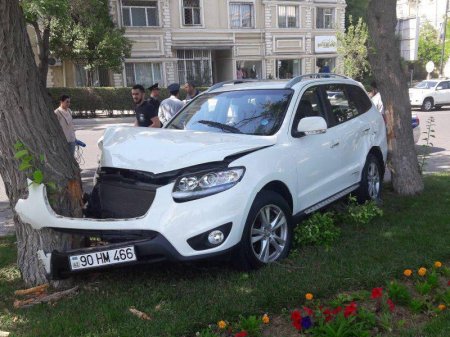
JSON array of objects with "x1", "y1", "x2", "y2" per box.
[
  {"x1": 285, "y1": 73, "x2": 350, "y2": 88},
  {"x1": 206, "y1": 79, "x2": 258, "y2": 92}
]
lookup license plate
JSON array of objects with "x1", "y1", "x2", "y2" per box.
[{"x1": 69, "y1": 246, "x2": 136, "y2": 270}]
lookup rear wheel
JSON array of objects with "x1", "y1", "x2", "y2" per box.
[
  {"x1": 421, "y1": 98, "x2": 433, "y2": 111},
  {"x1": 356, "y1": 154, "x2": 383, "y2": 203},
  {"x1": 234, "y1": 191, "x2": 292, "y2": 270}
]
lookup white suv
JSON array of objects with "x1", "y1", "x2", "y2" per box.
[
  {"x1": 16, "y1": 74, "x2": 387, "y2": 278},
  {"x1": 409, "y1": 79, "x2": 450, "y2": 111}
]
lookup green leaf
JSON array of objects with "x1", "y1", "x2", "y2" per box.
[
  {"x1": 14, "y1": 141, "x2": 24, "y2": 150},
  {"x1": 40, "y1": 154, "x2": 45, "y2": 163},
  {"x1": 18, "y1": 162, "x2": 33, "y2": 171},
  {"x1": 14, "y1": 149, "x2": 29, "y2": 159},
  {"x1": 46, "y1": 182, "x2": 57, "y2": 191},
  {"x1": 33, "y1": 170, "x2": 44, "y2": 184}
]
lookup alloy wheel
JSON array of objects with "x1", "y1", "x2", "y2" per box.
[
  {"x1": 367, "y1": 162, "x2": 380, "y2": 199},
  {"x1": 250, "y1": 204, "x2": 288, "y2": 263}
]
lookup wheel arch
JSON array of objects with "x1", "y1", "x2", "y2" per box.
[
  {"x1": 368, "y1": 146, "x2": 385, "y2": 180},
  {"x1": 259, "y1": 180, "x2": 293, "y2": 213}
]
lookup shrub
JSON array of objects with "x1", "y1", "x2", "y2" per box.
[
  {"x1": 339, "y1": 195, "x2": 383, "y2": 227},
  {"x1": 387, "y1": 281, "x2": 412, "y2": 306},
  {"x1": 294, "y1": 212, "x2": 341, "y2": 248}
]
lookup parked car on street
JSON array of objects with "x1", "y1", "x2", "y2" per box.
[
  {"x1": 16, "y1": 74, "x2": 387, "y2": 278},
  {"x1": 409, "y1": 79, "x2": 450, "y2": 111}
]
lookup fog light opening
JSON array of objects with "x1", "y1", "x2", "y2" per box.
[{"x1": 208, "y1": 230, "x2": 224, "y2": 245}]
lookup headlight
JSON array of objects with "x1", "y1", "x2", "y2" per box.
[{"x1": 172, "y1": 167, "x2": 245, "y2": 201}]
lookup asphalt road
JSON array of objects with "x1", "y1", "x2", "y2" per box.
[{"x1": 1, "y1": 110, "x2": 450, "y2": 234}]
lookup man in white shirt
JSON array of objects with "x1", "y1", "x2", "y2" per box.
[
  {"x1": 54, "y1": 95, "x2": 76, "y2": 156},
  {"x1": 369, "y1": 81, "x2": 385, "y2": 117},
  {"x1": 158, "y1": 83, "x2": 184, "y2": 125}
]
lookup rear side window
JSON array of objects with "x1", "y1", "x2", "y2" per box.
[
  {"x1": 345, "y1": 85, "x2": 372, "y2": 114},
  {"x1": 322, "y1": 84, "x2": 371, "y2": 127}
]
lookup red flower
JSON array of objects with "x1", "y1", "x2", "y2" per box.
[
  {"x1": 331, "y1": 306, "x2": 342, "y2": 315},
  {"x1": 292, "y1": 319, "x2": 302, "y2": 331},
  {"x1": 291, "y1": 310, "x2": 302, "y2": 331},
  {"x1": 323, "y1": 308, "x2": 333, "y2": 322},
  {"x1": 291, "y1": 310, "x2": 301, "y2": 321},
  {"x1": 303, "y1": 306, "x2": 314, "y2": 316},
  {"x1": 371, "y1": 287, "x2": 383, "y2": 299},
  {"x1": 447, "y1": 280, "x2": 450, "y2": 286},
  {"x1": 387, "y1": 298, "x2": 395, "y2": 312},
  {"x1": 344, "y1": 302, "x2": 357, "y2": 318},
  {"x1": 235, "y1": 331, "x2": 248, "y2": 337}
]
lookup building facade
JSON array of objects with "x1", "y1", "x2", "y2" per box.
[{"x1": 43, "y1": 0, "x2": 346, "y2": 88}]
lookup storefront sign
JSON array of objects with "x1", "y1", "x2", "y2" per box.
[{"x1": 315, "y1": 36, "x2": 337, "y2": 53}]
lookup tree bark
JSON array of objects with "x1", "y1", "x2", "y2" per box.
[
  {"x1": 366, "y1": 0, "x2": 424, "y2": 195},
  {"x1": 0, "y1": 1, "x2": 83, "y2": 286},
  {"x1": 30, "y1": 20, "x2": 50, "y2": 86}
]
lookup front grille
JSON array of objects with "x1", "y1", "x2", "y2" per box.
[{"x1": 85, "y1": 168, "x2": 161, "y2": 219}]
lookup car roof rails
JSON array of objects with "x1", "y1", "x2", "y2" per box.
[
  {"x1": 205, "y1": 79, "x2": 259, "y2": 92},
  {"x1": 285, "y1": 73, "x2": 350, "y2": 88}
]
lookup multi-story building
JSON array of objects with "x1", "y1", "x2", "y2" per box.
[{"x1": 40, "y1": 0, "x2": 346, "y2": 88}]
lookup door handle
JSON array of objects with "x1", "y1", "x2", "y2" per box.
[{"x1": 331, "y1": 141, "x2": 340, "y2": 148}]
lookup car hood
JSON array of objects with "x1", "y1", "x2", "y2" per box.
[{"x1": 99, "y1": 126, "x2": 276, "y2": 174}]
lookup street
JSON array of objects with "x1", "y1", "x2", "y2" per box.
[{"x1": 1, "y1": 109, "x2": 450, "y2": 234}]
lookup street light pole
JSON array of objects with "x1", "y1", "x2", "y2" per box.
[{"x1": 440, "y1": 0, "x2": 449, "y2": 76}]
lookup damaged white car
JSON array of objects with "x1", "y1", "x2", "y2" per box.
[{"x1": 16, "y1": 74, "x2": 387, "y2": 279}]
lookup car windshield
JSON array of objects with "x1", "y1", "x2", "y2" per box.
[
  {"x1": 414, "y1": 81, "x2": 437, "y2": 89},
  {"x1": 166, "y1": 89, "x2": 293, "y2": 135}
]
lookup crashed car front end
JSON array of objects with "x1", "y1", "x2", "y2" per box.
[{"x1": 15, "y1": 127, "x2": 274, "y2": 279}]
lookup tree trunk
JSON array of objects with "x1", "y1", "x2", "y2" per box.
[
  {"x1": 0, "y1": 0, "x2": 83, "y2": 286},
  {"x1": 30, "y1": 21, "x2": 50, "y2": 86},
  {"x1": 366, "y1": 0, "x2": 424, "y2": 195}
]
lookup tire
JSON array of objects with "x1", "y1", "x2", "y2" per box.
[
  {"x1": 234, "y1": 190, "x2": 293, "y2": 270},
  {"x1": 421, "y1": 98, "x2": 433, "y2": 111},
  {"x1": 356, "y1": 154, "x2": 383, "y2": 203}
]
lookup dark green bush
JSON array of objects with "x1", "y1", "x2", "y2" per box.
[{"x1": 47, "y1": 87, "x2": 208, "y2": 117}]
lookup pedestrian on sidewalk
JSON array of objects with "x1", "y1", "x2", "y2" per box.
[
  {"x1": 183, "y1": 81, "x2": 200, "y2": 103},
  {"x1": 54, "y1": 95, "x2": 76, "y2": 156},
  {"x1": 132, "y1": 84, "x2": 161, "y2": 128},
  {"x1": 158, "y1": 83, "x2": 184, "y2": 125}
]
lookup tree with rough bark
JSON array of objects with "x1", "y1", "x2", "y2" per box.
[
  {"x1": 366, "y1": 0, "x2": 424, "y2": 195},
  {"x1": 0, "y1": 0, "x2": 84, "y2": 286}
]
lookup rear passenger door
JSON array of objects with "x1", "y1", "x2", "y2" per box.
[{"x1": 321, "y1": 83, "x2": 374, "y2": 190}]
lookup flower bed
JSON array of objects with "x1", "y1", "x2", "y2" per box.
[{"x1": 194, "y1": 261, "x2": 449, "y2": 337}]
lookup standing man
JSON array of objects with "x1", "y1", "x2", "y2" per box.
[
  {"x1": 147, "y1": 83, "x2": 161, "y2": 111},
  {"x1": 132, "y1": 84, "x2": 161, "y2": 128},
  {"x1": 369, "y1": 81, "x2": 385, "y2": 116},
  {"x1": 158, "y1": 83, "x2": 184, "y2": 125},
  {"x1": 183, "y1": 81, "x2": 200, "y2": 101},
  {"x1": 55, "y1": 95, "x2": 76, "y2": 156}
]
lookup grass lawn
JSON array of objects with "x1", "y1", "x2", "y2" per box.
[{"x1": 1, "y1": 174, "x2": 449, "y2": 337}]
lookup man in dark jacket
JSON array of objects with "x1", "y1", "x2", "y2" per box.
[{"x1": 131, "y1": 84, "x2": 161, "y2": 128}]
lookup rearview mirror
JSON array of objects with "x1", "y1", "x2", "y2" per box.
[{"x1": 296, "y1": 117, "x2": 327, "y2": 135}]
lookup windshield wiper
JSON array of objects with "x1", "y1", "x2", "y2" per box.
[{"x1": 197, "y1": 120, "x2": 242, "y2": 134}]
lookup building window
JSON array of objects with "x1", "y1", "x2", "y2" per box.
[
  {"x1": 278, "y1": 5, "x2": 299, "y2": 28},
  {"x1": 236, "y1": 61, "x2": 261, "y2": 79},
  {"x1": 125, "y1": 62, "x2": 162, "y2": 88},
  {"x1": 122, "y1": 0, "x2": 158, "y2": 27},
  {"x1": 316, "y1": 8, "x2": 335, "y2": 29},
  {"x1": 276, "y1": 59, "x2": 302, "y2": 79},
  {"x1": 316, "y1": 58, "x2": 335, "y2": 73},
  {"x1": 230, "y1": 3, "x2": 254, "y2": 28},
  {"x1": 182, "y1": 0, "x2": 201, "y2": 26},
  {"x1": 75, "y1": 65, "x2": 110, "y2": 87},
  {"x1": 177, "y1": 50, "x2": 212, "y2": 86}
]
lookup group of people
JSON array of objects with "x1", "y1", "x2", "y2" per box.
[
  {"x1": 53, "y1": 81, "x2": 200, "y2": 156},
  {"x1": 132, "y1": 81, "x2": 200, "y2": 128}
]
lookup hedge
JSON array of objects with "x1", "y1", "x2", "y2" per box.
[{"x1": 48, "y1": 87, "x2": 207, "y2": 117}]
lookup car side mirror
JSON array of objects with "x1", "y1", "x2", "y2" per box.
[
  {"x1": 436, "y1": 86, "x2": 443, "y2": 90},
  {"x1": 296, "y1": 116, "x2": 327, "y2": 136}
]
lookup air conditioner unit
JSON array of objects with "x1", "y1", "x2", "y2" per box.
[{"x1": 48, "y1": 57, "x2": 62, "y2": 67}]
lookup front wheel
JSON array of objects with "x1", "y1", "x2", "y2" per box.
[
  {"x1": 234, "y1": 191, "x2": 292, "y2": 270},
  {"x1": 356, "y1": 154, "x2": 383, "y2": 203},
  {"x1": 421, "y1": 98, "x2": 433, "y2": 111}
]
